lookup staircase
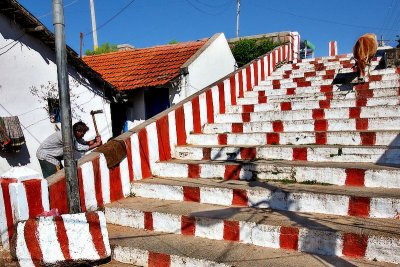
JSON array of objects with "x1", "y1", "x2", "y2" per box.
[{"x1": 104, "y1": 54, "x2": 400, "y2": 266}]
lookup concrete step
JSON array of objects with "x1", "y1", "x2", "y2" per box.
[
  {"x1": 237, "y1": 87, "x2": 399, "y2": 105},
  {"x1": 188, "y1": 130, "x2": 400, "y2": 147},
  {"x1": 173, "y1": 145, "x2": 400, "y2": 164},
  {"x1": 217, "y1": 105, "x2": 400, "y2": 123},
  {"x1": 130, "y1": 177, "x2": 400, "y2": 219},
  {"x1": 204, "y1": 117, "x2": 400, "y2": 133},
  {"x1": 106, "y1": 224, "x2": 394, "y2": 267},
  {"x1": 226, "y1": 96, "x2": 400, "y2": 113},
  {"x1": 153, "y1": 159, "x2": 400, "y2": 189},
  {"x1": 105, "y1": 197, "x2": 400, "y2": 265}
]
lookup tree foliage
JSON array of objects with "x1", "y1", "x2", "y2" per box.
[
  {"x1": 85, "y1": 42, "x2": 118, "y2": 55},
  {"x1": 232, "y1": 38, "x2": 281, "y2": 67}
]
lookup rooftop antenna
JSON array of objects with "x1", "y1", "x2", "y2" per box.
[
  {"x1": 89, "y1": 0, "x2": 98, "y2": 50},
  {"x1": 236, "y1": 0, "x2": 240, "y2": 38}
]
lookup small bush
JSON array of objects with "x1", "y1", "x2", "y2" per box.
[
  {"x1": 232, "y1": 38, "x2": 281, "y2": 67},
  {"x1": 85, "y1": 42, "x2": 118, "y2": 55}
]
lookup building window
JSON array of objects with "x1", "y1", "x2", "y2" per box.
[{"x1": 48, "y1": 98, "x2": 61, "y2": 123}]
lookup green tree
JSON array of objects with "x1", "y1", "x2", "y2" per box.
[
  {"x1": 85, "y1": 42, "x2": 118, "y2": 55},
  {"x1": 231, "y1": 38, "x2": 280, "y2": 67}
]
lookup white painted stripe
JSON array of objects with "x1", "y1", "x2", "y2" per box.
[
  {"x1": 146, "y1": 122, "x2": 160, "y2": 173},
  {"x1": 249, "y1": 64, "x2": 255, "y2": 88},
  {"x1": 211, "y1": 85, "x2": 220, "y2": 119},
  {"x1": 241, "y1": 69, "x2": 247, "y2": 93},
  {"x1": 119, "y1": 158, "x2": 131, "y2": 197},
  {"x1": 287, "y1": 193, "x2": 349, "y2": 216},
  {"x1": 199, "y1": 92, "x2": 208, "y2": 127},
  {"x1": 257, "y1": 59, "x2": 262, "y2": 83},
  {"x1": 168, "y1": 111, "x2": 178, "y2": 156},
  {"x1": 130, "y1": 133, "x2": 143, "y2": 181},
  {"x1": 200, "y1": 187, "x2": 233, "y2": 206},
  {"x1": 171, "y1": 254, "x2": 230, "y2": 267},
  {"x1": 98, "y1": 211, "x2": 111, "y2": 256},
  {"x1": 240, "y1": 221, "x2": 280, "y2": 249},
  {"x1": 366, "y1": 235, "x2": 400, "y2": 264},
  {"x1": 40, "y1": 179, "x2": 50, "y2": 212},
  {"x1": 298, "y1": 228, "x2": 343, "y2": 256},
  {"x1": 199, "y1": 164, "x2": 225, "y2": 179},
  {"x1": 37, "y1": 216, "x2": 64, "y2": 263},
  {"x1": 235, "y1": 72, "x2": 240, "y2": 98},
  {"x1": 15, "y1": 222, "x2": 35, "y2": 267},
  {"x1": 112, "y1": 246, "x2": 148, "y2": 266},
  {"x1": 105, "y1": 208, "x2": 144, "y2": 229},
  {"x1": 62, "y1": 213, "x2": 99, "y2": 260},
  {"x1": 153, "y1": 212, "x2": 181, "y2": 234},
  {"x1": 183, "y1": 102, "x2": 194, "y2": 139},
  {"x1": 99, "y1": 154, "x2": 111, "y2": 204},
  {"x1": 80, "y1": 161, "x2": 97, "y2": 211},
  {"x1": 132, "y1": 183, "x2": 184, "y2": 201},
  {"x1": 195, "y1": 217, "x2": 223, "y2": 240},
  {"x1": 370, "y1": 198, "x2": 400, "y2": 218},
  {"x1": 0, "y1": 185, "x2": 10, "y2": 248},
  {"x1": 223, "y1": 78, "x2": 231, "y2": 107},
  {"x1": 9, "y1": 183, "x2": 29, "y2": 222},
  {"x1": 153, "y1": 162, "x2": 188, "y2": 178}
]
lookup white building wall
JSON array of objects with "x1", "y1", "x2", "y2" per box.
[
  {"x1": 0, "y1": 14, "x2": 112, "y2": 175},
  {"x1": 171, "y1": 33, "x2": 236, "y2": 105}
]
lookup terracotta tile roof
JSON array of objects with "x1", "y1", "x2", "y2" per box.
[{"x1": 83, "y1": 39, "x2": 208, "y2": 91}]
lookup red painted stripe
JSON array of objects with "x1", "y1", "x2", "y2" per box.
[
  {"x1": 218, "y1": 134, "x2": 227, "y2": 145},
  {"x1": 319, "y1": 100, "x2": 331, "y2": 109},
  {"x1": 345, "y1": 169, "x2": 365, "y2": 186},
  {"x1": 260, "y1": 57, "x2": 265, "y2": 81},
  {"x1": 24, "y1": 219, "x2": 42, "y2": 266},
  {"x1": 349, "y1": 107, "x2": 361, "y2": 119},
  {"x1": 202, "y1": 148, "x2": 211, "y2": 160},
  {"x1": 272, "y1": 121, "x2": 284, "y2": 132},
  {"x1": 240, "y1": 148, "x2": 256, "y2": 160},
  {"x1": 77, "y1": 167, "x2": 86, "y2": 212},
  {"x1": 348, "y1": 197, "x2": 370, "y2": 217},
  {"x1": 315, "y1": 132, "x2": 327, "y2": 145},
  {"x1": 86, "y1": 212, "x2": 108, "y2": 258},
  {"x1": 0, "y1": 179, "x2": 17, "y2": 240},
  {"x1": 360, "y1": 132, "x2": 376, "y2": 146},
  {"x1": 272, "y1": 51, "x2": 276, "y2": 71},
  {"x1": 156, "y1": 115, "x2": 172, "y2": 161},
  {"x1": 258, "y1": 95, "x2": 267, "y2": 104},
  {"x1": 148, "y1": 252, "x2": 171, "y2": 267},
  {"x1": 342, "y1": 233, "x2": 368, "y2": 258},
  {"x1": 356, "y1": 98, "x2": 367, "y2": 107},
  {"x1": 314, "y1": 119, "x2": 328, "y2": 131},
  {"x1": 223, "y1": 220, "x2": 240, "y2": 241},
  {"x1": 183, "y1": 186, "x2": 200, "y2": 202},
  {"x1": 230, "y1": 75, "x2": 237, "y2": 105},
  {"x1": 232, "y1": 189, "x2": 248, "y2": 206},
  {"x1": 109, "y1": 165, "x2": 124, "y2": 201},
  {"x1": 320, "y1": 85, "x2": 333, "y2": 92},
  {"x1": 286, "y1": 88, "x2": 295, "y2": 95},
  {"x1": 267, "y1": 133, "x2": 280, "y2": 145},
  {"x1": 243, "y1": 104, "x2": 254, "y2": 113},
  {"x1": 49, "y1": 178, "x2": 68, "y2": 215},
  {"x1": 22, "y1": 179, "x2": 44, "y2": 218},
  {"x1": 357, "y1": 89, "x2": 373, "y2": 98},
  {"x1": 224, "y1": 165, "x2": 241, "y2": 180},
  {"x1": 175, "y1": 106, "x2": 187, "y2": 145},
  {"x1": 218, "y1": 82, "x2": 226, "y2": 114},
  {"x1": 280, "y1": 102, "x2": 292, "y2": 111},
  {"x1": 54, "y1": 216, "x2": 71, "y2": 260},
  {"x1": 206, "y1": 90, "x2": 214, "y2": 123},
  {"x1": 356, "y1": 118, "x2": 368, "y2": 130},
  {"x1": 304, "y1": 71, "x2": 316, "y2": 77},
  {"x1": 125, "y1": 137, "x2": 134, "y2": 182},
  {"x1": 254, "y1": 62, "x2": 259, "y2": 86},
  {"x1": 181, "y1": 216, "x2": 195, "y2": 236},
  {"x1": 246, "y1": 66, "x2": 252, "y2": 91},
  {"x1": 242, "y1": 113, "x2": 251, "y2": 123},
  {"x1": 232, "y1": 123, "x2": 243, "y2": 133},
  {"x1": 144, "y1": 211, "x2": 153, "y2": 230},
  {"x1": 138, "y1": 128, "x2": 152, "y2": 178},
  {"x1": 296, "y1": 81, "x2": 311, "y2": 87},
  {"x1": 280, "y1": 226, "x2": 299, "y2": 250},
  {"x1": 272, "y1": 80, "x2": 280, "y2": 89},
  {"x1": 368, "y1": 75, "x2": 382, "y2": 82},
  {"x1": 238, "y1": 71, "x2": 244, "y2": 98},
  {"x1": 293, "y1": 147, "x2": 307, "y2": 161},
  {"x1": 188, "y1": 164, "x2": 200, "y2": 178},
  {"x1": 191, "y1": 97, "x2": 201, "y2": 134},
  {"x1": 312, "y1": 109, "x2": 325, "y2": 120}
]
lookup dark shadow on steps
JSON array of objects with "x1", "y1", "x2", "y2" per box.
[{"x1": 376, "y1": 134, "x2": 400, "y2": 168}]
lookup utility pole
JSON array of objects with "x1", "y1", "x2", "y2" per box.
[
  {"x1": 236, "y1": 0, "x2": 240, "y2": 38},
  {"x1": 89, "y1": 0, "x2": 99, "y2": 50},
  {"x1": 52, "y1": 0, "x2": 81, "y2": 214}
]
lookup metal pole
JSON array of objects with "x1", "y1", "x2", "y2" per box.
[
  {"x1": 52, "y1": 0, "x2": 81, "y2": 214},
  {"x1": 236, "y1": 0, "x2": 240, "y2": 38},
  {"x1": 89, "y1": 0, "x2": 99, "y2": 50}
]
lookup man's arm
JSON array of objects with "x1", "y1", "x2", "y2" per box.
[{"x1": 75, "y1": 136, "x2": 102, "y2": 152}]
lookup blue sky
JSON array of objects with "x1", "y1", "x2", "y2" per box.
[{"x1": 18, "y1": 0, "x2": 400, "y2": 57}]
